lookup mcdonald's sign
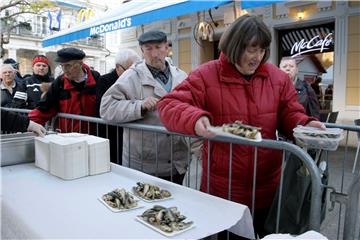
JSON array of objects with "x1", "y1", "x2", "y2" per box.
[{"x1": 77, "y1": 8, "x2": 95, "y2": 23}]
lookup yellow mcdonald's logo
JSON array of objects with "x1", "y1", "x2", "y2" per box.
[{"x1": 77, "y1": 8, "x2": 95, "y2": 23}]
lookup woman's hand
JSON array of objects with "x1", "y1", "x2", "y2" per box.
[
  {"x1": 306, "y1": 120, "x2": 326, "y2": 130},
  {"x1": 194, "y1": 116, "x2": 216, "y2": 138}
]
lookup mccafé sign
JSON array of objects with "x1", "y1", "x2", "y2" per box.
[{"x1": 291, "y1": 33, "x2": 333, "y2": 57}]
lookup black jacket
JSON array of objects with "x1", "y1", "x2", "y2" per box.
[
  {"x1": 95, "y1": 69, "x2": 123, "y2": 164},
  {"x1": 96, "y1": 69, "x2": 119, "y2": 116},
  {"x1": 1, "y1": 109, "x2": 29, "y2": 132},
  {"x1": 1, "y1": 80, "x2": 27, "y2": 108},
  {"x1": 294, "y1": 78, "x2": 320, "y2": 119},
  {"x1": 23, "y1": 74, "x2": 54, "y2": 109}
]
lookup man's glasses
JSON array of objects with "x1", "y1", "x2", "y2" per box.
[
  {"x1": 117, "y1": 64, "x2": 127, "y2": 71},
  {"x1": 60, "y1": 61, "x2": 80, "y2": 70}
]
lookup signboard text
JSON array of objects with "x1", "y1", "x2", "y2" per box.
[
  {"x1": 291, "y1": 33, "x2": 333, "y2": 57},
  {"x1": 90, "y1": 18, "x2": 131, "y2": 35}
]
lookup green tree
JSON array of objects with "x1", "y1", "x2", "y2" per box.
[{"x1": 0, "y1": 0, "x2": 55, "y2": 58}]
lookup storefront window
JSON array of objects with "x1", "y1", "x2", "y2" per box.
[{"x1": 278, "y1": 22, "x2": 335, "y2": 111}]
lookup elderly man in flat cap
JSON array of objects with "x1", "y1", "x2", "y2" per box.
[
  {"x1": 29, "y1": 47, "x2": 100, "y2": 132},
  {"x1": 100, "y1": 30, "x2": 188, "y2": 183}
]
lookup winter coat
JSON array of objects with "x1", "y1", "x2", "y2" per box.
[
  {"x1": 1, "y1": 109, "x2": 29, "y2": 133},
  {"x1": 96, "y1": 69, "x2": 123, "y2": 164},
  {"x1": 96, "y1": 69, "x2": 119, "y2": 116},
  {"x1": 29, "y1": 64, "x2": 99, "y2": 132},
  {"x1": 100, "y1": 59, "x2": 188, "y2": 177},
  {"x1": 294, "y1": 78, "x2": 320, "y2": 119},
  {"x1": 1, "y1": 79, "x2": 27, "y2": 108},
  {"x1": 157, "y1": 53, "x2": 316, "y2": 209},
  {"x1": 22, "y1": 74, "x2": 54, "y2": 109}
]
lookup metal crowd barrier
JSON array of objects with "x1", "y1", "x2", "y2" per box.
[
  {"x1": 322, "y1": 123, "x2": 360, "y2": 240},
  {"x1": 2, "y1": 108, "x2": 331, "y2": 237}
]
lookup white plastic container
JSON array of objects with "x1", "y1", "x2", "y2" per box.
[
  {"x1": 293, "y1": 126, "x2": 344, "y2": 151},
  {"x1": 58, "y1": 133, "x2": 110, "y2": 175},
  {"x1": 49, "y1": 137, "x2": 88, "y2": 180},
  {"x1": 78, "y1": 135, "x2": 110, "y2": 175},
  {"x1": 34, "y1": 134, "x2": 62, "y2": 171}
]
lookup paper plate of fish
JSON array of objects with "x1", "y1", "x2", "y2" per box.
[
  {"x1": 136, "y1": 205, "x2": 194, "y2": 237},
  {"x1": 132, "y1": 182, "x2": 172, "y2": 202},
  {"x1": 208, "y1": 120, "x2": 262, "y2": 142},
  {"x1": 99, "y1": 188, "x2": 143, "y2": 212}
]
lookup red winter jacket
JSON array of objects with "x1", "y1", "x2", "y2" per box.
[
  {"x1": 157, "y1": 53, "x2": 315, "y2": 209},
  {"x1": 29, "y1": 64, "x2": 99, "y2": 133}
]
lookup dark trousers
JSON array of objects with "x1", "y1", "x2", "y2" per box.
[
  {"x1": 159, "y1": 172, "x2": 185, "y2": 185},
  {"x1": 98, "y1": 124, "x2": 123, "y2": 165}
]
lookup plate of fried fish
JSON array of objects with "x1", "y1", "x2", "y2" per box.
[
  {"x1": 208, "y1": 120, "x2": 262, "y2": 142},
  {"x1": 132, "y1": 182, "x2": 172, "y2": 202},
  {"x1": 136, "y1": 205, "x2": 194, "y2": 237},
  {"x1": 99, "y1": 188, "x2": 143, "y2": 212}
]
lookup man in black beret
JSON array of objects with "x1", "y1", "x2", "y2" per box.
[
  {"x1": 55, "y1": 47, "x2": 86, "y2": 63},
  {"x1": 29, "y1": 47, "x2": 100, "y2": 133},
  {"x1": 100, "y1": 30, "x2": 189, "y2": 184}
]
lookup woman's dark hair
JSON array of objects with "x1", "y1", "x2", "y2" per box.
[{"x1": 219, "y1": 15, "x2": 271, "y2": 65}]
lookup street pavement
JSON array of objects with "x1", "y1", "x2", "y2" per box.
[{"x1": 320, "y1": 147, "x2": 360, "y2": 240}]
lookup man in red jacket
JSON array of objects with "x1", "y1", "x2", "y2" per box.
[
  {"x1": 29, "y1": 48, "x2": 100, "y2": 132},
  {"x1": 157, "y1": 15, "x2": 325, "y2": 238}
]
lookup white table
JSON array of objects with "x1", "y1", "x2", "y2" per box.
[{"x1": 1, "y1": 163, "x2": 254, "y2": 239}]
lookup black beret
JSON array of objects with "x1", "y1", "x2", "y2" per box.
[
  {"x1": 55, "y1": 48, "x2": 86, "y2": 63},
  {"x1": 138, "y1": 30, "x2": 167, "y2": 45}
]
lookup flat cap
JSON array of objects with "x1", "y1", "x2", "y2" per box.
[
  {"x1": 3, "y1": 58, "x2": 17, "y2": 64},
  {"x1": 55, "y1": 48, "x2": 85, "y2": 63},
  {"x1": 138, "y1": 30, "x2": 167, "y2": 45},
  {"x1": 3, "y1": 58, "x2": 19, "y2": 69}
]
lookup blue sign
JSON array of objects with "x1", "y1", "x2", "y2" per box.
[{"x1": 241, "y1": 0, "x2": 284, "y2": 9}]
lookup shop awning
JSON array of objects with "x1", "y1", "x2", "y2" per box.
[
  {"x1": 42, "y1": 0, "x2": 232, "y2": 47},
  {"x1": 241, "y1": 0, "x2": 284, "y2": 9}
]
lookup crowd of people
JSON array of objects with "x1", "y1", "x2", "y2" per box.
[{"x1": 1, "y1": 15, "x2": 327, "y2": 238}]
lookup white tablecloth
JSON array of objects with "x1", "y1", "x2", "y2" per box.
[
  {"x1": 1, "y1": 163, "x2": 255, "y2": 239},
  {"x1": 262, "y1": 230, "x2": 328, "y2": 239}
]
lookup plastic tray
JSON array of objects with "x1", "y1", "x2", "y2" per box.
[{"x1": 293, "y1": 126, "x2": 343, "y2": 151}]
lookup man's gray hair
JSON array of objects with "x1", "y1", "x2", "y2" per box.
[
  {"x1": 0, "y1": 64, "x2": 16, "y2": 73},
  {"x1": 115, "y1": 48, "x2": 141, "y2": 65}
]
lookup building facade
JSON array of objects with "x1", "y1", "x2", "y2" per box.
[
  {"x1": 117, "y1": 1, "x2": 359, "y2": 128},
  {"x1": 2, "y1": 1, "x2": 359, "y2": 130},
  {"x1": 1, "y1": 0, "x2": 110, "y2": 76}
]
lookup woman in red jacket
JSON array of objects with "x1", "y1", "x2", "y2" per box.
[{"x1": 157, "y1": 15, "x2": 324, "y2": 238}]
